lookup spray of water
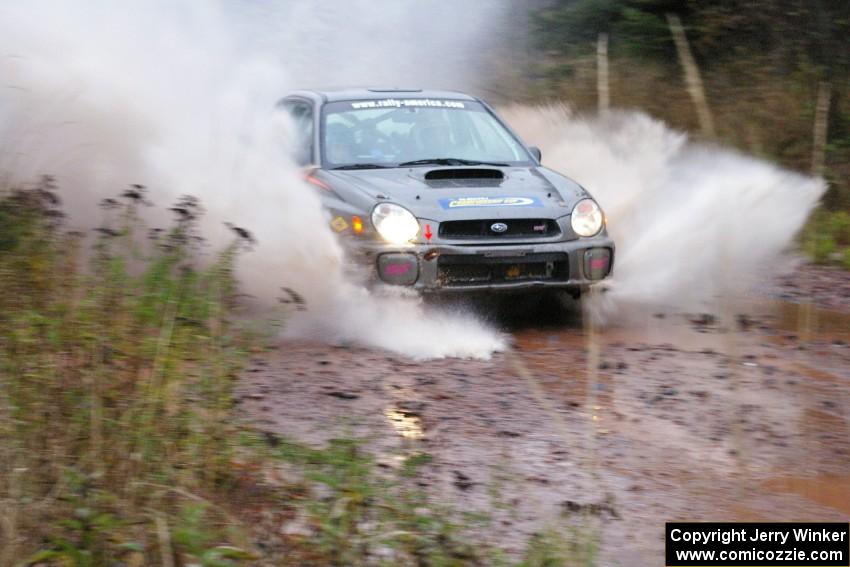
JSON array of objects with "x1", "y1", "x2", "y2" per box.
[
  {"x1": 501, "y1": 104, "x2": 826, "y2": 311},
  {"x1": 1, "y1": 1, "x2": 825, "y2": 359},
  {"x1": 0, "y1": 0, "x2": 507, "y2": 359}
]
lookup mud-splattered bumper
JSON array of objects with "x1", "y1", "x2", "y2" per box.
[{"x1": 358, "y1": 236, "x2": 614, "y2": 292}]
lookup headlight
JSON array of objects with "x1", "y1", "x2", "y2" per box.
[
  {"x1": 371, "y1": 203, "x2": 420, "y2": 244},
  {"x1": 571, "y1": 198, "x2": 604, "y2": 237}
]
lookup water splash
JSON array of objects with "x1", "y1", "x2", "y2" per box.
[
  {"x1": 0, "y1": 0, "x2": 507, "y2": 359},
  {"x1": 501, "y1": 104, "x2": 826, "y2": 311}
]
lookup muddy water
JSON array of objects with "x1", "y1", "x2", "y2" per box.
[
  {"x1": 498, "y1": 296, "x2": 847, "y2": 560},
  {"x1": 763, "y1": 475, "x2": 850, "y2": 515},
  {"x1": 505, "y1": 297, "x2": 850, "y2": 562},
  {"x1": 240, "y1": 295, "x2": 850, "y2": 564},
  {"x1": 771, "y1": 299, "x2": 850, "y2": 339}
]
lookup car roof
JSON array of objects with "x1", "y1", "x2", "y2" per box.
[{"x1": 286, "y1": 87, "x2": 479, "y2": 104}]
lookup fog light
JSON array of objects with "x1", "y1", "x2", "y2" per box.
[
  {"x1": 377, "y1": 253, "x2": 419, "y2": 285},
  {"x1": 583, "y1": 248, "x2": 611, "y2": 280}
]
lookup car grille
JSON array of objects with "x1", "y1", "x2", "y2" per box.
[
  {"x1": 438, "y1": 219, "x2": 560, "y2": 240},
  {"x1": 437, "y1": 253, "x2": 569, "y2": 286}
]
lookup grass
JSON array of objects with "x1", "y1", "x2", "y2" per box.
[
  {"x1": 0, "y1": 179, "x2": 258, "y2": 564},
  {"x1": 518, "y1": 528, "x2": 599, "y2": 567},
  {"x1": 801, "y1": 209, "x2": 850, "y2": 267},
  {"x1": 265, "y1": 437, "x2": 489, "y2": 565},
  {"x1": 0, "y1": 180, "x2": 599, "y2": 566},
  {"x1": 251, "y1": 434, "x2": 601, "y2": 566},
  {"x1": 536, "y1": 48, "x2": 850, "y2": 208},
  {"x1": 515, "y1": 47, "x2": 850, "y2": 270}
]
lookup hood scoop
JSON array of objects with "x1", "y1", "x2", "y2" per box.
[{"x1": 424, "y1": 168, "x2": 504, "y2": 181}]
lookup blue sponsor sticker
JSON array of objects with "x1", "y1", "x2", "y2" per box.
[{"x1": 438, "y1": 196, "x2": 543, "y2": 209}]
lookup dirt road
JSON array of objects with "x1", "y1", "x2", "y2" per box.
[{"x1": 238, "y1": 262, "x2": 850, "y2": 564}]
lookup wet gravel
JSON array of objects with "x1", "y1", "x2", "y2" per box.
[{"x1": 237, "y1": 262, "x2": 850, "y2": 564}]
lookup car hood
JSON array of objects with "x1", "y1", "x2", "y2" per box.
[{"x1": 323, "y1": 166, "x2": 589, "y2": 221}]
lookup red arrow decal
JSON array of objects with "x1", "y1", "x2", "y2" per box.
[{"x1": 424, "y1": 224, "x2": 433, "y2": 241}]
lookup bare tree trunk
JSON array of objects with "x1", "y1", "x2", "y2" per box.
[
  {"x1": 597, "y1": 32, "x2": 610, "y2": 116},
  {"x1": 802, "y1": 81, "x2": 830, "y2": 342},
  {"x1": 811, "y1": 80, "x2": 831, "y2": 177},
  {"x1": 667, "y1": 14, "x2": 716, "y2": 140}
]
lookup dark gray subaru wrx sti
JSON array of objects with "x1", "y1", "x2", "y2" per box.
[{"x1": 278, "y1": 88, "x2": 613, "y2": 297}]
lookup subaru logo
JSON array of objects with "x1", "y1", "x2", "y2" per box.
[{"x1": 490, "y1": 222, "x2": 508, "y2": 233}]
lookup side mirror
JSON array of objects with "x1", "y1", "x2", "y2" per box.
[{"x1": 528, "y1": 146, "x2": 542, "y2": 162}]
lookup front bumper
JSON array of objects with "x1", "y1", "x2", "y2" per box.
[{"x1": 355, "y1": 236, "x2": 614, "y2": 293}]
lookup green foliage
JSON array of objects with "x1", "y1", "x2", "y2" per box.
[
  {"x1": 0, "y1": 183, "x2": 595, "y2": 564},
  {"x1": 810, "y1": 234, "x2": 836, "y2": 264},
  {"x1": 826, "y1": 211, "x2": 850, "y2": 246},
  {"x1": 0, "y1": 183, "x2": 255, "y2": 564},
  {"x1": 268, "y1": 435, "x2": 601, "y2": 565},
  {"x1": 801, "y1": 209, "x2": 850, "y2": 267},
  {"x1": 533, "y1": 0, "x2": 671, "y2": 61},
  {"x1": 615, "y1": 6, "x2": 671, "y2": 58},
  {"x1": 534, "y1": 0, "x2": 850, "y2": 74},
  {"x1": 173, "y1": 504, "x2": 255, "y2": 566},
  {"x1": 528, "y1": 0, "x2": 850, "y2": 219},
  {"x1": 401, "y1": 451, "x2": 434, "y2": 478},
  {"x1": 535, "y1": 0, "x2": 622, "y2": 48},
  {"x1": 518, "y1": 527, "x2": 599, "y2": 567},
  {"x1": 273, "y1": 438, "x2": 485, "y2": 565}
]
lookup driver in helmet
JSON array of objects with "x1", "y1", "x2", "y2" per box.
[
  {"x1": 413, "y1": 111, "x2": 454, "y2": 157},
  {"x1": 325, "y1": 122, "x2": 356, "y2": 164}
]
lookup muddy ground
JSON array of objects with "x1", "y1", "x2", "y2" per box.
[{"x1": 238, "y1": 260, "x2": 850, "y2": 564}]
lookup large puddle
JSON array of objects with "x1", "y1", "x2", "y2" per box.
[
  {"x1": 243, "y1": 294, "x2": 850, "y2": 561},
  {"x1": 769, "y1": 299, "x2": 850, "y2": 340},
  {"x1": 505, "y1": 297, "x2": 850, "y2": 526},
  {"x1": 763, "y1": 475, "x2": 850, "y2": 515}
]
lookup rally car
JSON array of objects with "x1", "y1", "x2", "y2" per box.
[{"x1": 278, "y1": 88, "x2": 613, "y2": 297}]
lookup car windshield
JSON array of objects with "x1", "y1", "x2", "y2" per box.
[{"x1": 322, "y1": 98, "x2": 532, "y2": 168}]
